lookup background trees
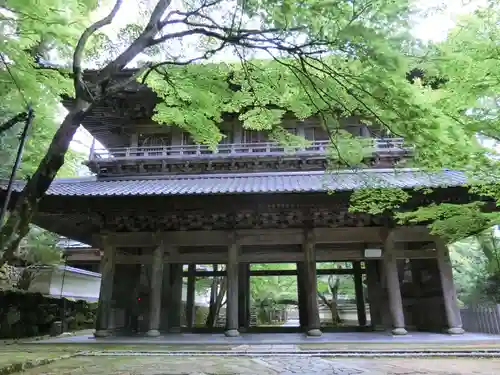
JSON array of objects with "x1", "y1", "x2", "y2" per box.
[{"x1": 451, "y1": 227, "x2": 500, "y2": 305}]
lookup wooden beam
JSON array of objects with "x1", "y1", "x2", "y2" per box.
[
  {"x1": 183, "y1": 268, "x2": 366, "y2": 277},
  {"x1": 316, "y1": 249, "x2": 363, "y2": 261},
  {"x1": 391, "y1": 226, "x2": 437, "y2": 243},
  {"x1": 314, "y1": 227, "x2": 383, "y2": 243},
  {"x1": 399, "y1": 249, "x2": 437, "y2": 259},
  {"x1": 238, "y1": 229, "x2": 303, "y2": 246},
  {"x1": 98, "y1": 226, "x2": 431, "y2": 248},
  {"x1": 112, "y1": 247, "x2": 437, "y2": 265},
  {"x1": 249, "y1": 268, "x2": 365, "y2": 276},
  {"x1": 66, "y1": 254, "x2": 100, "y2": 262}
]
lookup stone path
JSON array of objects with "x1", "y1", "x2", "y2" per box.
[
  {"x1": 16, "y1": 355, "x2": 500, "y2": 374},
  {"x1": 257, "y1": 357, "x2": 366, "y2": 374},
  {"x1": 35, "y1": 331, "x2": 500, "y2": 344},
  {"x1": 281, "y1": 318, "x2": 300, "y2": 327},
  {"x1": 232, "y1": 344, "x2": 299, "y2": 351}
]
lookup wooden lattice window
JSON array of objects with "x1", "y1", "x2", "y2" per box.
[
  {"x1": 243, "y1": 130, "x2": 268, "y2": 143},
  {"x1": 181, "y1": 132, "x2": 195, "y2": 146},
  {"x1": 220, "y1": 130, "x2": 233, "y2": 144},
  {"x1": 138, "y1": 134, "x2": 171, "y2": 147},
  {"x1": 304, "y1": 126, "x2": 329, "y2": 141}
]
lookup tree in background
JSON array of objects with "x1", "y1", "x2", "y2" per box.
[
  {"x1": 450, "y1": 227, "x2": 500, "y2": 305},
  {"x1": 1, "y1": 0, "x2": 495, "y2": 261},
  {"x1": 13, "y1": 227, "x2": 62, "y2": 290},
  {"x1": 205, "y1": 264, "x2": 227, "y2": 327},
  {"x1": 250, "y1": 264, "x2": 297, "y2": 325},
  {"x1": 316, "y1": 262, "x2": 356, "y2": 326}
]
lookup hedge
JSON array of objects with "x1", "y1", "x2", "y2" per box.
[{"x1": 0, "y1": 289, "x2": 96, "y2": 339}]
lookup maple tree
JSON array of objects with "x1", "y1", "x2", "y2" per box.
[
  {"x1": 0, "y1": 0, "x2": 498, "y2": 262},
  {"x1": 390, "y1": 2, "x2": 500, "y2": 242}
]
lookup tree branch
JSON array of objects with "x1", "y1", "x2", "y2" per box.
[
  {"x1": 159, "y1": 0, "x2": 225, "y2": 29},
  {"x1": 96, "y1": 0, "x2": 173, "y2": 81},
  {"x1": 0, "y1": 112, "x2": 27, "y2": 134},
  {"x1": 72, "y1": 0, "x2": 123, "y2": 100},
  {"x1": 317, "y1": 291, "x2": 332, "y2": 308},
  {"x1": 141, "y1": 40, "x2": 228, "y2": 84}
]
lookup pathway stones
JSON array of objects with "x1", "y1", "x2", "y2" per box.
[
  {"x1": 14, "y1": 354, "x2": 500, "y2": 374},
  {"x1": 256, "y1": 357, "x2": 366, "y2": 374},
  {"x1": 232, "y1": 344, "x2": 299, "y2": 352}
]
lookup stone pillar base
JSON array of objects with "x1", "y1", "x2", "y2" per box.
[
  {"x1": 306, "y1": 329, "x2": 322, "y2": 337},
  {"x1": 93, "y1": 330, "x2": 110, "y2": 338},
  {"x1": 391, "y1": 327, "x2": 408, "y2": 335},
  {"x1": 224, "y1": 329, "x2": 240, "y2": 337},
  {"x1": 447, "y1": 327, "x2": 465, "y2": 335},
  {"x1": 146, "y1": 329, "x2": 161, "y2": 337}
]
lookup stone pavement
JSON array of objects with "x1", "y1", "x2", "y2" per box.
[
  {"x1": 16, "y1": 355, "x2": 500, "y2": 374},
  {"x1": 281, "y1": 318, "x2": 300, "y2": 327},
  {"x1": 34, "y1": 331, "x2": 500, "y2": 344}
]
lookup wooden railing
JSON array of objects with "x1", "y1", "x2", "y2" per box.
[{"x1": 89, "y1": 138, "x2": 409, "y2": 162}]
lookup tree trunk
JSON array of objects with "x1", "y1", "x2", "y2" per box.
[
  {"x1": 205, "y1": 273, "x2": 228, "y2": 328},
  {"x1": 206, "y1": 265, "x2": 219, "y2": 327},
  {"x1": 0, "y1": 101, "x2": 90, "y2": 262},
  {"x1": 214, "y1": 276, "x2": 227, "y2": 318}
]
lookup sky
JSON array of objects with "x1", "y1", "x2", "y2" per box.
[{"x1": 69, "y1": 0, "x2": 489, "y2": 161}]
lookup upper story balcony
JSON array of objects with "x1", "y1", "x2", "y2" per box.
[{"x1": 86, "y1": 137, "x2": 412, "y2": 177}]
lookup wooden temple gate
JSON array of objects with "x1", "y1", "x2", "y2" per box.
[{"x1": 93, "y1": 224, "x2": 463, "y2": 337}]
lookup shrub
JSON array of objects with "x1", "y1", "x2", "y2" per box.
[{"x1": 0, "y1": 290, "x2": 96, "y2": 339}]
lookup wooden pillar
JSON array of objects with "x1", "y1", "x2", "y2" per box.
[
  {"x1": 186, "y1": 264, "x2": 196, "y2": 330},
  {"x1": 169, "y1": 263, "x2": 183, "y2": 333},
  {"x1": 238, "y1": 263, "x2": 249, "y2": 331},
  {"x1": 245, "y1": 266, "x2": 251, "y2": 328},
  {"x1": 159, "y1": 260, "x2": 171, "y2": 331},
  {"x1": 436, "y1": 240, "x2": 464, "y2": 334},
  {"x1": 409, "y1": 259, "x2": 424, "y2": 330},
  {"x1": 146, "y1": 243, "x2": 164, "y2": 336},
  {"x1": 94, "y1": 236, "x2": 116, "y2": 337},
  {"x1": 353, "y1": 261, "x2": 367, "y2": 327},
  {"x1": 246, "y1": 266, "x2": 251, "y2": 328},
  {"x1": 365, "y1": 260, "x2": 384, "y2": 330},
  {"x1": 296, "y1": 262, "x2": 308, "y2": 331},
  {"x1": 303, "y1": 229, "x2": 321, "y2": 336},
  {"x1": 225, "y1": 237, "x2": 240, "y2": 337},
  {"x1": 383, "y1": 231, "x2": 407, "y2": 335}
]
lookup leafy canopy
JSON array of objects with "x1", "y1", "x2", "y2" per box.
[
  {"x1": 386, "y1": 2, "x2": 500, "y2": 243},
  {"x1": 140, "y1": 0, "x2": 486, "y2": 172},
  {"x1": 1, "y1": 0, "x2": 499, "y2": 256},
  {"x1": 0, "y1": 0, "x2": 96, "y2": 179}
]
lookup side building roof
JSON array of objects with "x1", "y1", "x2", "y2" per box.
[{"x1": 1, "y1": 169, "x2": 468, "y2": 197}]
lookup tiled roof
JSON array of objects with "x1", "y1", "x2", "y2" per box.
[{"x1": 1, "y1": 169, "x2": 468, "y2": 197}]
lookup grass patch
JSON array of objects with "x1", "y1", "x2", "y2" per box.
[
  {"x1": 1, "y1": 343, "x2": 234, "y2": 353},
  {"x1": 15, "y1": 355, "x2": 270, "y2": 375},
  {"x1": 0, "y1": 352, "x2": 66, "y2": 368}
]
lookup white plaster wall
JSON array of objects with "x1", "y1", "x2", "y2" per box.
[{"x1": 28, "y1": 266, "x2": 101, "y2": 302}]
